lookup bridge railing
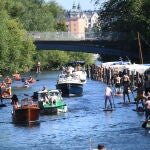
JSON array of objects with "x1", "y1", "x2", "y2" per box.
[
  {"x1": 29, "y1": 31, "x2": 133, "y2": 41},
  {"x1": 29, "y1": 32, "x2": 85, "y2": 41}
]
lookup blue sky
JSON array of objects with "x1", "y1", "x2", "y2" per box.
[{"x1": 45, "y1": 0, "x2": 106, "y2": 10}]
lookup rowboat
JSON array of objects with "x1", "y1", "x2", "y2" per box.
[
  {"x1": 12, "y1": 98, "x2": 40, "y2": 124},
  {"x1": 37, "y1": 89, "x2": 68, "y2": 115}
]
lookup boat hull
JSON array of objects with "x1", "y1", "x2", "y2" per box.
[
  {"x1": 39, "y1": 103, "x2": 67, "y2": 115},
  {"x1": 12, "y1": 105, "x2": 40, "y2": 124},
  {"x1": 56, "y1": 83, "x2": 83, "y2": 97}
]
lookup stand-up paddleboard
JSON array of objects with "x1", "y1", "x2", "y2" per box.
[
  {"x1": 118, "y1": 102, "x2": 134, "y2": 105},
  {"x1": 103, "y1": 108, "x2": 115, "y2": 111},
  {"x1": 132, "y1": 107, "x2": 145, "y2": 112}
]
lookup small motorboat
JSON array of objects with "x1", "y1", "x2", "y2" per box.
[
  {"x1": 37, "y1": 89, "x2": 68, "y2": 115},
  {"x1": 12, "y1": 98, "x2": 40, "y2": 124}
]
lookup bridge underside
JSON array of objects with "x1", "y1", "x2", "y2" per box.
[{"x1": 34, "y1": 40, "x2": 149, "y2": 63}]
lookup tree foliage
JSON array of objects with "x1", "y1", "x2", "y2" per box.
[
  {"x1": 0, "y1": 9, "x2": 35, "y2": 74},
  {"x1": 0, "y1": 0, "x2": 94, "y2": 74},
  {"x1": 94, "y1": 0, "x2": 150, "y2": 42}
]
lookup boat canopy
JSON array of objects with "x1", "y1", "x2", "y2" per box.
[
  {"x1": 102, "y1": 61, "x2": 131, "y2": 68},
  {"x1": 67, "y1": 61, "x2": 85, "y2": 66},
  {"x1": 125, "y1": 64, "x2": 150, "y2": 75}
]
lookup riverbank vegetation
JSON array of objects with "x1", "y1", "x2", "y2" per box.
[
  {"x1": 94, "y1": 0, "x2": 150, "y2": 42},
  {"x1": 0, "y1": 0, "x2": 94, "y2": 75}
]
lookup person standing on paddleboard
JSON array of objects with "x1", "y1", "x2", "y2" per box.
[
  {"x1": 145, "y1": 91, "x2": 150, "y2": 120},
  {"x1": 104, "y1": 85, "x2": 113, "y2": 109}
]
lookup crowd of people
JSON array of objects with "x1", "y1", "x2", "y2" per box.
[{"x1": 88, "y1": 64, "x2": 150, "y2": 120}]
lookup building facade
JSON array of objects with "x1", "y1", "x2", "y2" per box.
[{"x1": 65, "y1": 3, "x2": 99, "y2": 38}]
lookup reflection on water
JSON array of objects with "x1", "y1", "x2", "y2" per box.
[{"x1": 0, "y1": 71, "x2": 150, "y2": 150}]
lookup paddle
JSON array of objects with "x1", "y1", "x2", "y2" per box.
[{"x1": 89, "y1": 138, "x2": 92, "y2": 150}]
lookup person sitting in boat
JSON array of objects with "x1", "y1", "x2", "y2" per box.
[
  {"x1": 2, "y1": 84, "x2": 12, "y2": 97},
  {"x1": 5, "y1": 76, "x2": 12, "y2": 85},
  {"x1": 41, "y1": 85, "x2": 47, "y2": 100},
  {"x1": 13, "y1": 71, "x2": 20, "y2": 77},
  {"x1": 65, "y1": 67, "x2": 71, "y2": 76},
  {"x1": 42, "y1": 85, "x2": 47, "y2": 92},
  {"x1": 134, "y1": 83, "x2": 146, "y2": 110},
  {"x1": 43, "y1": 93, "x2": 49, "y2": 104},
  {"x1": 28, "y1": 76, "x2": 34, "y2": 83},
  {"x1": 76, "y1": 64, "x2": 82, "y2": 71},
  {"x1": 24, "y1": 80, "x2": 29, "y2": 87},
  {"x1": 11, "y1": 94, "x2": 19, "y2": 109},
  {"x1": 0, "y1": 81, "x2": 6, "y2": 88},
  {"x1": 104, "y1": 85, "x2": 113, "y2": 109},
  {"x1": 6, "y1": 84, "x2": 12, "y2": 95},
  {"x1": 49, "y1": 93, "x2": 58, "y2": 104},
  {"x1": 145, "y1": 91, "x2": 150, "y2": 120}
]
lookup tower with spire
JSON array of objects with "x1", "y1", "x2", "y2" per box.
[{"x1": 70, "y1": 2, "x2": 82, "y2": 19}]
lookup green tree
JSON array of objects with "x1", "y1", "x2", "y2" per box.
[
  {"x1": 0, "y1": 0, "x2": 94, "y2": 74},
  {"x1": 94, "y1": 0, "x2": 150, "y2": 42},
  {"x1": 0, "y1": 10, "x2": 35, "y2": 74}
]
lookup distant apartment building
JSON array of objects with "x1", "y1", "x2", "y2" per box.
[{"x1": 65, "y1": 3, "x2": 99, "y2": 39}]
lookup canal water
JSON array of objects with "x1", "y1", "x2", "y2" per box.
[{"x1": 0, "y1": 71, "x2": 150, "y2": 150}]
